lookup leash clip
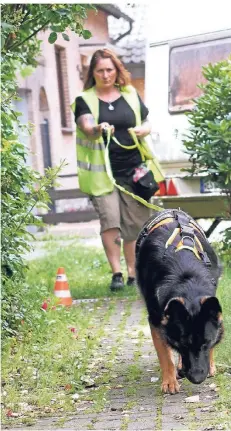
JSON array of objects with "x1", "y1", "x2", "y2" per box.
[{"x1": 102, "y1": 126, "x2": 110, "y2": 139}]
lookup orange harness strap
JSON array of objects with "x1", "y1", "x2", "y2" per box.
[
  {"x1": 149, "y1": 217, "x2": 204, "y2": 261},
  {"x1": 136, "y1": 209, "x2": 211, "y2": 267}
]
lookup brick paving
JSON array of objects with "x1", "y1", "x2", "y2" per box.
[{"x1": 5, "y1": 299, "x2": 221, "y2": 431}]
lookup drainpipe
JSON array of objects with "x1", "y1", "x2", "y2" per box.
[
  {"x1": 96, "y1": 4, "x2": 134, "y2": 45},
  {"x1": 112, "y1": 20, "x2": 133, "y2": 44}
]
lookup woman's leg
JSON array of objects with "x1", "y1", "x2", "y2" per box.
[
  {"x1": 119, "y1": 188, "x2": 150, "y2": 282},
  {"x1": 91, "y1": 189, "x2": 121, "y2": 274},
  {"x1": 123, "y1": 240, "x2": 136, "y2": 278},
  {"x1": 90, "y1": 191, "x2": 124, "y2": 290},
  {"x1": 101, "y1": 228, "x2": 122, "y2": 274}
]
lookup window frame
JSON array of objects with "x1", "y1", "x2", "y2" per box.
[{"x1": 168, "y1": 29, "x2": 231, "y2": 114}]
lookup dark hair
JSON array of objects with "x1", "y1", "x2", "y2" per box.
[{"x1": 84, "y1": 48, "x2": 131, "y2": 90}]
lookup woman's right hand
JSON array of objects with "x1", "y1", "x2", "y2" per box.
[
  {"x1": 97, "y1": 122, "x2": 115, "y2": 136},
  {"x1": 77, "y1": 114, "x2": 114, "y2": 140}
]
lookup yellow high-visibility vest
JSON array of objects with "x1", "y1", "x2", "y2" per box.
[{"x1": 71, "y1": 85, "x2": 164, "y2": 196}]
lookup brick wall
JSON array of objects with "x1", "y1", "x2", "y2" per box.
[
  {"x1": 55, "y1": 46, "x2": 72, "y2": 129},
  {"x1": 131, "y1": 78, "x2": 145, "y2": 101},
  {"x1": 83, "y1": 9, "x2": 109, "y2": 43}
]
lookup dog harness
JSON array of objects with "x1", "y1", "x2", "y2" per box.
[{"x1": 136, "y1": 209, "x2": 211, "y2": 266}]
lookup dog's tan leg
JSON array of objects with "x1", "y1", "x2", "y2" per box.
[
  {"x1": 177, "y1": 354, "x2": 182, "y2": 370},
  {"x1": 150, "y1": 325, "x2": 180, "y2": 394},
  {"x1": 176, "y1": 354, "x2": 183, "y2": 379},
  {"x1": 208, "y1": 348, "x2": 216, "y2": 377}
]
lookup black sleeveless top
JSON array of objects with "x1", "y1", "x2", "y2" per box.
[{"x1": 74, "y1": 91, "x2": 149, "y2": 178}]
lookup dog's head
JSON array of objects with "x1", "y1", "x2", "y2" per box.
[{"x1": 162, "y1": 296, "x2": 223, "y2": 384}]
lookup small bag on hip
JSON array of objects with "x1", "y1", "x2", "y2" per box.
[{"x1": 132, "y1": 163, "x2": 159, "y2": 201}]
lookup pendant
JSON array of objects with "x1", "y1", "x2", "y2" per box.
[{"x1": 108, "y1": 103, "x2": 114, "y2": 111}]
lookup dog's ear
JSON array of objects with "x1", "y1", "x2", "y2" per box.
[
  {"x1": 162, "y1": 297, "x2": 188, "y2": 324},
  {"x1": 200, "y1": 296, "x2": 222, "y2": 321}
]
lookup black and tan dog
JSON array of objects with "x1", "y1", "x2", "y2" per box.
[{"x1": 136, "y1": 209, "x2": 224, "y2": 394}]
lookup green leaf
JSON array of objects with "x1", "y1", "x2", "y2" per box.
[
  {"x1": 82, "y1": 29, "x2": 91, "y2": 40},
  {"x1": 20, "y1": 65, "x2": 35, "y2": 78},
  {"x1": 62, "y1": 33, "x2": 70, "y2": 41},
  {"x1": 1, "y1": 22, "x2": 15, "y2": 31},
  {"x1": 50, "y1": 25, "x2": 61, "y2": 32},
  {"x1": 48, "y1": 32, "x2": 57, "y2": 44},
  {"x1": 1, "y1": 36, "x2": 5, "y2": 49}
]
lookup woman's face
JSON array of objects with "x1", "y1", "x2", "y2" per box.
[{"x1": 93, "y1": 58, "x2": 117, "y2": 89}]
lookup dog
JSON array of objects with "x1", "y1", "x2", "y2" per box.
[{"x1": 136, "y1": 209, "x2": 224, "y2": 394}]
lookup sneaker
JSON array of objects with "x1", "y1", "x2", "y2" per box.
[
  {"x1": 110, "y1": 272, "x2": 124, "y2": 291},
  {"x1": 127, "y1": 276, "x2": 136, "y2": 287}
]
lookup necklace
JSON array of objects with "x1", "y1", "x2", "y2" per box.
[
  {"x1": 96, "y1": 89, "x2": 118, "y2": 111},
  {"x1": 108, "y1": 102, "x2": 114, "y2": 111}
]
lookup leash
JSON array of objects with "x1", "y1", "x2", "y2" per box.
[
  {"x1": 104, "y1": 128, "x2": 211, "y2": 266},
  {"x1": 135, "y1": 208, "x2": 211, "y2": 266},
  {"x1": 104, "y1": 127, "x2": 163, "y2": 212}
]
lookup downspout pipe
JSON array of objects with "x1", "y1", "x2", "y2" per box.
[
  {"x1": 112, "y1": 20, "x2": 133, "y2": 44},
  {"x1": 97, "y1": 4, "x2": 134, "y2": 44}
]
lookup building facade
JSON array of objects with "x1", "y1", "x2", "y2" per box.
[{"x1": 16, "y1": 5, "x2": 133, "y2": 199}]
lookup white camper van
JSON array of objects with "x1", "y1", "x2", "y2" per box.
[{"x1": 146, "y1": 0, "x2": 231, "y2": 228}]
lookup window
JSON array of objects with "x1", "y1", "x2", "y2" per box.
[
  {"x1": 168, "y1": 32, "x2": 231, "y2": 113},
  {"x1": 55, "y1": 46, "x2": 71, "y2": 128}
]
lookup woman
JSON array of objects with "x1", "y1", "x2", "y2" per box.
[{"x1": 72, "y1": 48, "x2": 153, "y2": 291}]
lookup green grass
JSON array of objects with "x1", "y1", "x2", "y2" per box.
[
  {"x1": 2, "y1": 238, "x2": 231, "y2": 428},
  {"x1": 1, "y1": 299, "x2": 115, "y2": 424},
  {"x1": 212, "y1": 265, "x2": 231, "y2": 430},
  {"x1": 216, "y1": 266, "x2": 231, "y2": 367},
  {"x1": 1, "y1": 240, "x2": 137, "y2": 425},
  {"x1": 27, "y1": 240, "x2": 138, "y2": 300}
]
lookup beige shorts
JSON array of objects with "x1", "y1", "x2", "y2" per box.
[{"x1": 91, "y1": 187, "x2": 150, "y2": 242}]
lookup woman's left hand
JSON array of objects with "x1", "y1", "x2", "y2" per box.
[{"x1": 132, "y1": 125, "x2": 150, "y2": 138}]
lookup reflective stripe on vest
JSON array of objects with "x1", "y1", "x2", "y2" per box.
[
  {"x1": 76, "y1": 137, "x2": 105, "y2": 151},
  {"x1": 77, "y1": 160, "x2": 106, "y2": 172}
]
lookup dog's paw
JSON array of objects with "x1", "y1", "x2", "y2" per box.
[{"x1": 162, "y1": 376, "x2": 180, "y2": 394}]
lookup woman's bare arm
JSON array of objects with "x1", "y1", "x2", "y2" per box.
[
  {"x1": 77, "y1": 114, "x2": 101, "y2": 139},
  {"x1": 132, "y1": 119, "x2": 152, "y2": 138},
  {"x1": 141, "y1": 119, "x2": 152, "y2": 135},
  {"x1": 77, "y1": 114, "x2": 114, "y2": 140}
]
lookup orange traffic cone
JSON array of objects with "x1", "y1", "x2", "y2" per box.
[
  {"x1": 54, "y1": 267, "x2": 72, "y2": 306},
  {"x1": 167, "y1": 178, "x2": 178, "y2": 196},
  {"x1": 154, "y1": 181, "x2": 167, "y2": 196}
]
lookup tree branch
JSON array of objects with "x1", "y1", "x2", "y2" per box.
[
  {"x1": 5, "y1": 4, "x2": 54, "y2": 51},
  {"x1": 2, "y1": 92, "x2": 17, "y2": 104},
  {"x1": 8, "y1": 20, "x2": 50, "y2": 51},
  {"x1": 20, "y1": 4, "x2": 53, "y2": 28},
  {"x1": 21, "y1": 9, "x2": 31, "y2": 25}
]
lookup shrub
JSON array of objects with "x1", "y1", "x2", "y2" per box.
[
  {"x1": 182, "y1": 58, "x2": 231, "y2": 217},
  {"x1": 1, "y1": 4, "x2": 94, "y2": 339}
]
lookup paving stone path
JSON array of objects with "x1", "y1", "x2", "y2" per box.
[{"x1": 5, "y1": 299, "x2": 221, "y2": 431}]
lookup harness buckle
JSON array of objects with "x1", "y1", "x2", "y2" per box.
[
  {"x1": 180, "y1": 225, "x2": 194, "y2": 237},
  {"x1": 181, "y1": 235, "x2": 195, "y2": 248}
]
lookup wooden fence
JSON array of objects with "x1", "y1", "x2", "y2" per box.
[
  {"x1": 42, "y1": 187, "x2": 97, "y2": 224},
  {"x1": 41, "y1": 174, "x2": 230, "y2": 237}
]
